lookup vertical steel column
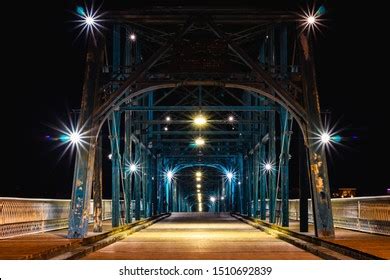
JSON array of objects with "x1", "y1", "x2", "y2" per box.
[
  {"x1": 268, "y1": 110, "x2": 276, "y2": 223},
  {"x1": 243, "y1": 157, "x2": 250, "y2": 215},
  {"x1": 109, "y1": 111, "x2": 122, "y2": 227},
  {"x1": 280, "y1": 108, "x2": 292, "y2": 226},
  {"x1": 140, "y1": 150, "x2": 148, "y2": 218},
  {"x1": 253, "y1": 149, "x2": 259, "y2": 218},
  {"x1": 146, "y1": 91, "x2": 154, "y2": 217},
  {"x1": 259, "y1": 141, "x2": 267, "y2": 220},
  {"x1": 112, "y1": 24, "x2": 120, "y2": 75},
  {"x1": 221, "y1": 178, "x2": 226, "y2": 212},
  {"x1": 93, "y1": 135, "x2": 103, "y2": 232},
  {"x1": 280, "y1": 24, "x2": 288, "y2": 78},
  {"x1": 165, "y1": 179, "x2": 171, "y2": 212},
  {"x1": 157, "y1": 156, "x2": 163, "y2": 213},
  {"x1": 248, "y1": 155, "x2": 254, "y2": 216},
  {"x1": 299, "y1": 136, "x2": 309, "y2": 232},
  {"x1": 123, "y1": 111, "x2": 132, "y2": 223},
  {"x1": 134, "y1": 141, "x2": 141, "y2": 220},
  {"x1": 238, "y1": 153, "x2": 244, "y2": 214},
  {"x1": 299, "y1": 34, "x2": 335, "y2": 237},
  {"x1": 145, "y1": 154, "x2": 152, "y2": 217},
  {"x1": 68, "y1": 39, "x2": 102, "y2": 238},
  {"x1": 172, "y1": 180, "x2": 177, "y2": 212},
  {"x1": 267, "y1": 26, "x2": 277, "y2": 223}
]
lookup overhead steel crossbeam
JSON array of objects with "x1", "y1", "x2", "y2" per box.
[
  {"x1": 108, "y1": 8, "x2": 298, "y2": 24},
  {"x1": 120, "y1": 105, "x2": 277, "y2": 111}
]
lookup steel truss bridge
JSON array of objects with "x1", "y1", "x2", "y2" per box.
[{"x1": 66, "y1": 7, "x2": 337, "y2": 239}]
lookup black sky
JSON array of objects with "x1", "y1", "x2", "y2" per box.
[{"x1": 2, "y1": 0, "x2": 388, "y2": 198}]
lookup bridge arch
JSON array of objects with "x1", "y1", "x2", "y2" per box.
[{"x1": 95, "y1": 82, "x2": 308, "y2": 146}]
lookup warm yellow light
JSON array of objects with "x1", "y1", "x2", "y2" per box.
[
  {"x1": 197, "y1": 189, "x2": 200, "y2": 193},
  {"x1": 196, "y1": 184, "x2": 201, "y2": 189},
  {"x1": 196, "y1": 171, "x2": 202, "y2": 177},
  {"x1": 195, "y1": 137, "x2": 205, "y2": 146},
  {"x1": 196, "y1": 177, "x2": 201, "y2": 182},
  {"x1": 194, "y1": 115, "x2": 207, "y2": 126}
]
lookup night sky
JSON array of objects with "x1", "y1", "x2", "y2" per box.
[{"x1": 2, "y1": 0, "x2": 387, "y2": 198}]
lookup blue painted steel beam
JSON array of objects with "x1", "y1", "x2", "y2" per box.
[
  {"x1": 109, "y1": 111, "x2": 122, "y2": 227},
  {"x1": 280, "y1": 107, "x2": 292, "y2": 226},
  {"x1": 67, "y1": 40, "x2": 102, "y2": 239},
  {"x1": 123, "y1": 111, "x2": 132, "y2": 223},
  {"x1": 134, "y1": 141, "x2": 141, "y2": 220}
]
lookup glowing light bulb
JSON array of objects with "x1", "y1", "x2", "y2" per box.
[
  {"x1": 130, "y1": 33, "x2": 136, "y2": 41},
  {"x1": 307, "y1": 16, "x2": 316, "y2": 24},
  {"x1": 321, "y1": 132, "x2": 331, "y2": 144},
  {"x1": 167, "y1": 171, "x2": 174, "y2": 181},
  {"x1": 226, "y1": 172, "x2": 234, "y2": 181},
  {"x1": 210, "y1": 196, "x2": 216, "y2": 203},
  {"x1": 194, "y1": 115, "x2": 207, "y2": 126},
  {"x1": 85, "y1": 16, "x2": 95, "y2": 25},
  {"x1": 228, "y1": 115, "x2": 234, "y2": 122},
  {"x1": 195, "y1": 137, "x2": 205, "y2": 146},
  {"x1": 129, "y1": 163, "x2": 137, "y2": 173},
  {"x1": 69, "y1": 132, "x2": 81, "y2": 144}
]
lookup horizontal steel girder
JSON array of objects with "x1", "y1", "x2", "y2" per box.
[
  {"x1": 120, "y1": 105, "x2": 277, "y2": 112},
  {"x1": 139, "y1": 131, "x2": 260, "y2": 136},
  {"x1": 108, "y1": 9, "x2": 297, "y2": 24},
  {"x1": 129, "y1": 120, "x2": 266, "y2": 124},
  {"x1": 159, "y1": 138, "x2": 249, "y2": 142}
]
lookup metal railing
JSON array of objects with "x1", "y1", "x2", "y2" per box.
[
  {"x1": 0, "y1": 197, "x2": 112, "y2": 239},
  {"x1": 1, "y1": 196, "x2": 389, "y2": 239},
  {"x1": 289, "y1": 196, "x2": 390, "y2": 236}
]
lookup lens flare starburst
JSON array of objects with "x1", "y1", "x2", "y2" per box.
[
  {"x1": 48, "y1": 116, "x2": 91, "y2": 162},
  {"x1": 73, "y1": 3, "x2": 105, "y2": 45},
  {"x1": 261, "y1": 161, "x2": 276, "y2": 174},
  {"x1": 298, "y1": 4, "x2": 326, "y2": 36}
]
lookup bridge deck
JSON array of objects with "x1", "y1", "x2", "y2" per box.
[
  {"x1": 0, "y1": 221, "x2": 114, "y2": 260},
  {"x1": 287, "y1": 221, "x2": 390, "y2": 259},
  {"x1": 83, "y1": 213, "x2": 320, "y2": 260},
  {"x1": 0, "y1": 214, "x2": 388, "y2": 260}
]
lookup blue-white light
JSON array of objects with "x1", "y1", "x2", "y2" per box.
[{"x1": 73, "y1": 3, "x2": 105, "y2": 44}]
